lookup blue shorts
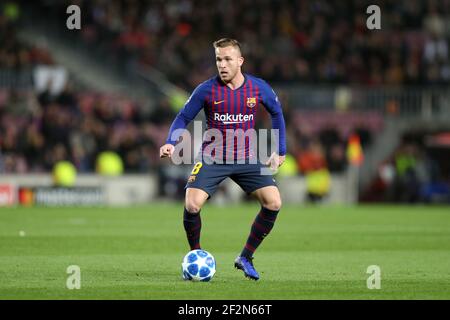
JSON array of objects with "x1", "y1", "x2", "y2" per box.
[{"x1": 185, "y1": 161, "x2": 277, "y2": 198}]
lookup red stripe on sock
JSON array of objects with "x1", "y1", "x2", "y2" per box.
[
  {"x1": 189, "y1": 225, "x2": 201, "y2": 232},
  {"x1": 249, "y1": 232, "x2": 260, "y2": 241},
  {"x1": 254, "y1": 221, "x2": 270, "y2": 234},
  {"x1": 245, "y1": 243, "x2": 256, "y2": 252}
]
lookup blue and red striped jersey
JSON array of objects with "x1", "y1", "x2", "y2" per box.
[{"x1": 166, "y1": 73, "x2": 286, "y2": 161}]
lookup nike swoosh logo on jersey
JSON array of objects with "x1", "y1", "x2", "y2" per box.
[{"x1": 214, "y1": 100, "x2": 225, "y2": 105}]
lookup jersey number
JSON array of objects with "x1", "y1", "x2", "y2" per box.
[{"x1": 191, "y1": 162, "x2": 203, "y2": 175}]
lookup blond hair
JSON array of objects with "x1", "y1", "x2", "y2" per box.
[{"x1": 213, "y1": 38, "x2": 242, "y2": 54}]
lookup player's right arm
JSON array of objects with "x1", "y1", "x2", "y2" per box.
[
  {"x1": 159, "y1": 144, "x2": 175, "y2": 158},
  {"x1": 160, "y1": 83, "x2": 207, "y2": 158}
]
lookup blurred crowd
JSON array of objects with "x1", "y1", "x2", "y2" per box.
[
  {"x1": 0, "y1": 84, "x2": 178, "y2": 174},
  {"x1": 0, "y1": 3, "x2": 53, "y2": 70},
  {"x1": 0, "y1": 0, "x2": 383, "y2": 177},
  {"x1": 56, "y1": 0, "x2": 450, "y2": 90},
  {"x1": 0, "y1": 5, "x2": 176, "y2": 174},
  {"x1": 363, "y1": 139, "x2": 450, "y2": 203}
]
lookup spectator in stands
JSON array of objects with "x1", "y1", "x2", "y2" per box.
[
  {"x1": 390, "y1": 143, "x2": 422, "y2": 203},
  {"x1": 297, "y1": 139, "x2": 330, "y2": 203}
]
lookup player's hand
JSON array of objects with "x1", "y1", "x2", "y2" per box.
[
  {"x1": 160, "y1": 144, "x2": 175, "y2": 158},
  {"x1": 266, "y1": 153, "x2": 285, "y2": 171}
]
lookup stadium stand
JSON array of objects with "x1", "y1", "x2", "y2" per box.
[
  {"x1": 1, "y1": 0, "x2": 449, "y2": 203},
  {"x1": 32, "y1": 0, "x2": 450, "y2": 90}
]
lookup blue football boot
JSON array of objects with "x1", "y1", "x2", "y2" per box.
[{"x1": 234, "y1": 255, "x2": 260, "y2": 280}]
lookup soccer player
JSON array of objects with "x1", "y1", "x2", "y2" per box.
[{"x1": 160, "y1": 38, "x2": 286, "y2": 280}]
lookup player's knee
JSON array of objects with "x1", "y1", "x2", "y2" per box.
[
  {"x1": 185, "y1": 198, "x2": 203, "y2": 214},
  {"x1": 264, "y1": 197, "x2": 282, "y2": 212}
]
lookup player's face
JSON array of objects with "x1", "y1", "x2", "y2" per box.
[{"x1": 215, "y1": 46, "x2": 244, "y2": 82}]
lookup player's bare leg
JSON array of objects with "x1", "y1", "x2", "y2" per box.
[
  {"x1": 183, "y1": 188, "x2": 209, "y2": 250},
  {"x1": 235, "y1": 186, "x2": 282, "y2": 280},
  {"x1": 252, "y1": 186, "x2": 282, "y2": 212}
]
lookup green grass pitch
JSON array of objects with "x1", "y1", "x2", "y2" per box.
[{"x1": 0, "y1": 203, "x2": 449, "y2": 299}]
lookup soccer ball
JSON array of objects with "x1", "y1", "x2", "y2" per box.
[{"x1": 181, "y1": 249, "x2": 216, "y2": 282}]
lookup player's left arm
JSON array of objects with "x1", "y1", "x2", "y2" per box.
[{"x1": 260, "y1": 81, "x2": 287, "y2": 169}]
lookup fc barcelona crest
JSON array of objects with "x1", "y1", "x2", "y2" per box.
[{"x1": 247, "y1": 97, "x2": 256, "y2": 108}]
